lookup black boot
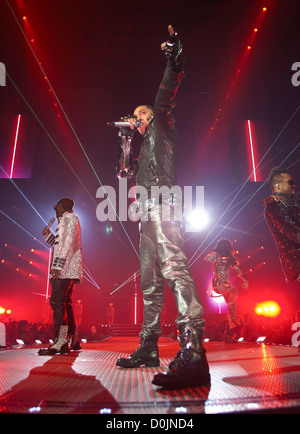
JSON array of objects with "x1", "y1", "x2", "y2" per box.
[
  {"x1": 224, "y1": 320, "x2": 242, "y2": 343},
  {"x1": 38, "y1": 325, "x2": 69, "y2": 356},
  {"x1": 152, "y1": 326, "x2": 210, "y2": 389},
  {"x1": 116, "y1": 334, "x2": 160, "y2": 368},
  {"x1": 68, "y1": 326, "x2": 81, "y2": 351}
]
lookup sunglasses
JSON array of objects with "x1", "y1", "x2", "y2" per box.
[
  {"x1": 277, "y1": 179, "x2": 295, "y2": 186},
  {"x1": 53, "y1": 204, "x2": 63, "y2": 210}
]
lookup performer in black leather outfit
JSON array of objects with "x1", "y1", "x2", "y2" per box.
[
  {"x1": 115, "y1": 25, "x2": 210, "y2": 389},
  {"x1": 263, "y1": 166, "x2": 300, "y2": 283}
]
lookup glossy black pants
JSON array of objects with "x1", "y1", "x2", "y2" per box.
[
  {"x1": 49, "y1": 278, "x2": 76, "y2": 336},
  {"x1": 139, "y1": 205, "x2": 204, "y2": 337}
]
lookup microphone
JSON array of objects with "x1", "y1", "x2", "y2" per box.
[
  {"x1": 107, "y1": 120, "x2": 142, "y2": 128},
  {"x1": 46, "y1": 217, "x2": 55, "y2": 230}
]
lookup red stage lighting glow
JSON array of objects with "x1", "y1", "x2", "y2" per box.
[
  {"x1": 255, "y1": 301, "x2": 281, "y2": 318},
  {"x1": 203, "y1": 3, "x2": 270, "y2": 148},
  {"x1": 0, "y1": 306, "x2": 12, "y2": 315}
]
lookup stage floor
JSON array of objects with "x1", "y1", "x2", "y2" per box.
[{"x1": 1, "y1": 336, "x2": 300, "y2": 414}]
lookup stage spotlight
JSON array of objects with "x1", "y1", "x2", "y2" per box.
[
  {"x1": 255, "y1": 301, "x2": 281, "y2": 318},
  {"x1": 99, "y1": 408, "x2": 112, "y2": 414},
  {"x1": 185, "y1": 209, "x2": 210, "y2": 232},
  {"x1": 29, "y1": 407, "x2": 41, "y2": 413},
  {"x1": 0, "y1": 306, "x2": 11, "y2": 316},
  {"x1": 210, "y1": 290, "x2": 225, "y2": 305},
  {"x1": 175, "y1": 406, "x2": 187, "y2": 414},
  {"x1": 105, "y1": 225, "x2": 113, "y2": 234}
]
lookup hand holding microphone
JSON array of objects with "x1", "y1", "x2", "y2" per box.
[
  {"x1": 42, "y1": 217, "x2": 55, "y2": 236},
  {"x1": 107, "y1": 119, "x2": 142, "y2": 129}
]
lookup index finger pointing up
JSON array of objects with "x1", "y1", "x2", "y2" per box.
[{"x1": 168, "y1": 24, "x2": 175, "y2": 36}]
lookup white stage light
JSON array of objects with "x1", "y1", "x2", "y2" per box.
[{"x1": 185, "y1": 209, "x2": 210, "y2": 232}]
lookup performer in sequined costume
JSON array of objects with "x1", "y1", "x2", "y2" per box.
[
  {"x1": 115, "y1": 26, "x2": 210, "y2": 389},
  {"x1": 38, "y1": 198, "x2": 83, "y2": 355},
  {"x1": 204, "y1": 239, "x2": 248, "y2": 342},
  {"x1": 263, "y1": 166, "x2": 300, "y2": 283}
]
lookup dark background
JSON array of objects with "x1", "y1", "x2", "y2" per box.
[{"x1": 0, "y1": 0, "x2": 299, "y2": 328}]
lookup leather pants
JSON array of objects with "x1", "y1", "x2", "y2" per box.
[
  {"x1": 49, "y1": 278, "x2": 76, "y2": 337},
  {"x1": 139, "y1": 204, "x2": 204, "y2": 337}
]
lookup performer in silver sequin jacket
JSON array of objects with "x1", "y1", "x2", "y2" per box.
[
  {"x1": 38, "y1": 198, "x2": 83, "y2": 356},
  {"x1": 46, "y1": 209, "x2": 83, "y2": 280}
]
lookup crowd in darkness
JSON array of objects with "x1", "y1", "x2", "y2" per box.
[{"x1": 0, "y1": 312, "x2": 297, "y2": 349}]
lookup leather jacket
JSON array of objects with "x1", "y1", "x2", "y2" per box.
[
  {"x1": 136, "y1": 61, "x2": 184, "y2": 192},
  {"x1": 263, "y1": 193, "x2": 300, "y2": 281}
]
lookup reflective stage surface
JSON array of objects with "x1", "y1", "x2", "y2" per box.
[{"x1": 1, "y1": 337, "x2": 300, "y2": 414}]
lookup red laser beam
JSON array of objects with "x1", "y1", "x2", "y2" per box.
[
  {"x1": 10, "y1": 114, "x2": 21, "y2": 179},
  {"x1": 247, "y1": 120, "x2": 257, "y2": 182}
]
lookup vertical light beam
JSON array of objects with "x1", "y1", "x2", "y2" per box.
[
  {"x1": 45, "y1": 249, "x2": 52, "y2": 300},
  {"x1": 247, "y1": 120, "x2": 257, "y2": 182},
  {"x1": 134, "y1": 272, "x2": 137, "y2": 325},
  {"x1": 10, "y1": 114, "x2": 21, "y2": 179}
]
